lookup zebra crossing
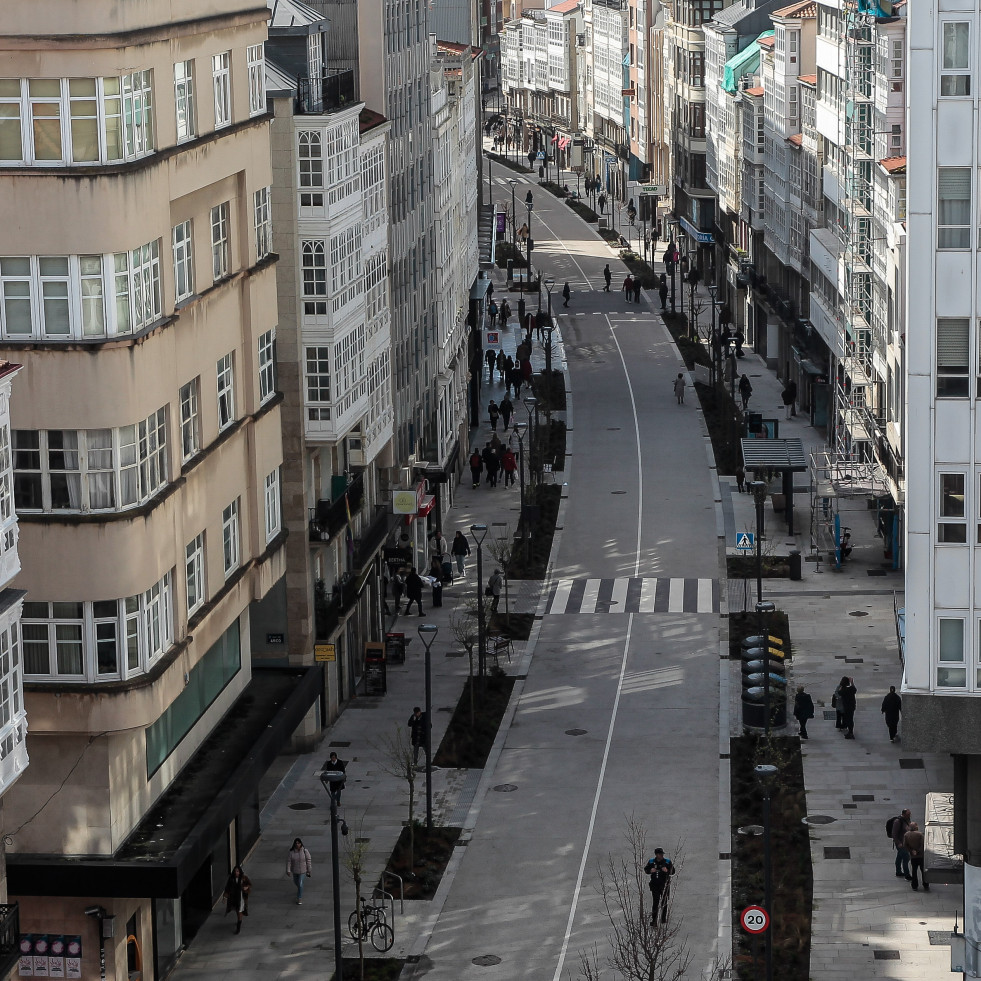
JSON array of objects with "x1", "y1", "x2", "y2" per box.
[{"x1": 544, "y1": 577, "x2": 719, "y2": 615}]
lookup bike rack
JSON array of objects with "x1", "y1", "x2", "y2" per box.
[{"x1": 380, "y1": 871, "x2": 404, "y2": 914}]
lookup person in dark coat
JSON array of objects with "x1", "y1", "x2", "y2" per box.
[
  {"x1": 622, "y1": 275, "x2": 633, "y2": 298},
  {"x1": 469, "y1": 449, "x2": 483, "y2": 489},
  {"x1": 485, "y1": 347, "x2": 496, "y2": 382},
  {"x1": 323, "y1": 751, "x2": 346, "y2": 802},
  {"x1": 644, "y1": 848, "x2": 676, "y2": 924},
  {"x1": 224, "y1": 865, "x2": 252, "y2": 934},
  {"x1": 881, "y1": 685, "x2": 902, "y2": 742},
  {"x1": 793, "y1": 685, "x2": 815, "y2": 739},
  {"x1": 562, "y1": 282, "x2": 571, "y2": 307},
  {"x1": 658, "y1": 278, "x2": 668, "y2": 310},
  {"x1": 781, "y1": 380, "x2": 798, "y2": 418},
  {"x1": 451, "y1": 530, "x2": 471, "y2": 577},
  {"x1": 405, "y1": 567, "x2": 424, "y2": 616},
  {"x1": 517, "y1": 296, "x2": 526, "y2": 324},
  {"x1": 892, "y1": 807, "x2": 912, "y2": 879},
  {"x1": 603, "y1": 264, "x2": 612, "y2": 291},
  {"x1": 407, "y1": 706, "x2": 426, "y2": 764},
  {"x1": 390, "y1": 569, "x2": 405, "y2": 615},
  {"x1": 836, "y1": 675, "x2": 857, "y2": 738},
  {"x1": 482, "y1": 443, "x2": 500, "y2": 487},
  {"x1": 738, "y1": 374, "x2": 753, "y2": 410},
  {"x1": 502, "y1": 447, "x2": 517, "y2": 486},
  {"x1": 633, "y1": 278, "x2": 642, "y2": 303},
  {"x1": 488, "y1": 399, "x2": 500, "y2": 431},
  {"x1": 427, "y1": 556, "x2": 443, "y2": 606},
  {"x1": 500, "y1": 395, "x2": 514, "y2": 429}
]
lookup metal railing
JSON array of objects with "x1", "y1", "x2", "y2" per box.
[
  {"x1": 308, "y1": 472, "x2": 365, "y2": 543},
  {"x1": 0, "y1": 904, "x2": 19, "y2": 979}
]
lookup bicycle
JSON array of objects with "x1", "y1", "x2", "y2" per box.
[{"x1": 348, "y1": 897, "x2": 394, "y2": 952}]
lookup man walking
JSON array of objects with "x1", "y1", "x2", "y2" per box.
[
  {"x1": 404, "y1": 567, "x2": 425, "y2": 616},
  {"x1": 891, "y1": 808, "x2": 912, "y2": 880},
  {"x1": 562, "y1": 282, "x2": 571, "y2": 307},
  {"x1": 644, "y1": 848, "x2": 676, "y2": 925},
  {"x1": 633, "y1": 278, "x2": 642, "y2": 303},
  {"x1": 408, "y1": 706, "x2": 426, "y2": 765},
  {"x1": 603, "y1": 264, "x2": 612, "y2": 292},
  {"x1": 488, "y1": 568, "x2": 504, "y2": 612},
  {"x1": 904, "y1": 821, "x2": 928, "y2": 890},
  {"x1": 323, "y1": 752, "x2": 347, "y2": 804},
  {"x1": 881, "y1": 685, "x2": 902, "y2": 741},
  {"x1": 793, "y1": 685, "x2": 814, "y2": 739},
  {"x1": 673, "y1": 373, "x2": 686, "y2": 405},
  {"x1": 623, "y1": 275, "x2": 633, "y2": 299},
  {"x1": 658, "y1": 276, "x2": 668, "y2": 311}
]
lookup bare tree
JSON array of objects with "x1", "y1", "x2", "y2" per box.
[
  {"x1": 343, "y1": 810, "x2": 371, "y2": 980},
  {"x1": 591, "y1": 814, "x2": 692, "y2": 981},
  {"x1": 487, "y1": 525, "x2": 514, "y2": 629},
  {"x1": 374, "y1": 726, "x2": 418, "y2": 868},
  {"x1": 448, "y1": 606, "x2": 479, "y2": 725}
]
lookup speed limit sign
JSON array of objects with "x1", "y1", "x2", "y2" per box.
[{"x1": 740, "y1": 905, "x2": 769, "y2": 934}]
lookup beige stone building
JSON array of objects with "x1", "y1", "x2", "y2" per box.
[{"x1": 0, "y1": 3, "x2": 319, "y2": 978}]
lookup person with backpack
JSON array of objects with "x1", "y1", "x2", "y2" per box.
[
  {"x1": 644, "y1": 848, "x2": 676, "y2": 925},
  {"x1": 889, "y1": 808, "x2": 912, "y2": 880},
  {"x1": 469, "y1": 449, "x2": 483, "y2": 489}
]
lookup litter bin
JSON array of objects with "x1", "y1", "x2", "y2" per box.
[
  {"x1": 741, "y1": 685, "x2": 787, "y2": 730},
  {"x1": 789, "y1": 549, "x2": 802, "y2": 581}
]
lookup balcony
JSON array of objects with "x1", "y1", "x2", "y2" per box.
[
  {"x1": 352, "y1": 506, "x2": 400, "y2": 573},
  {"x1": 314, "y1": 573, "x2": 363, "y2": 640},
  {"x1": 296, "y1": 70, "x2": 357, "y2": 115},
  {"x1": 0, "y1": 905, "x2": 18, "y2": 979},
  {"x1": 308, "y1": 472, "x2": 365, "y2": 544}
]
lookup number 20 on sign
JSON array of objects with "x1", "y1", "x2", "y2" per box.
[{"x1": 740, "y1": 905, "x2": 769, "y2": 934}]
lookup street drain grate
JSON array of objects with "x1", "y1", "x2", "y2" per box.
[
  {"x1": 929, "y1": 931, "x2": 953, "y2": 945},
  {"x1": 867, "y1": 569, "x2": 887, "y2": 577},
  {"x1": 493, "y1": 784, "x2": 518, "y2": 792},
  {"x1": 289, "y1": 802, "x2": 316, "y2": 810},
  {"x1": 848, "y1": 610, "x2": 869, "y2": 617},
  {"x1": 824, "y1": 846, "x2": 851, "y2": 859},
  {"x1": 852, "y1": 794, "x2": 875, "y2": 801},
  {"x1": 329, "y1": 740, "x2": 351, "y2": 747},
  {"x1": 473, "y1": 955, "x2": 502, "y2": 966},
  {"x1": 843, "y1": 803, "x2": 858, "y2": 809},
  {"x1": 565, "y1": 728, "x2": 588, "y2": 736},
  {"x1": 900, "y1": 758, "x2": 925, "y2": 769},
  {"x1": 873, "y1": 951, "x2": 900, "y2": 960}
]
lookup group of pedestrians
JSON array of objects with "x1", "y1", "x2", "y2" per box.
[
  {"x1": 485, "y1": 348, "x2": 532, "y2": 398},
  {"x1": 486, "y1": 395, "x2": 515, "y2": 431},
  {"x1": 889, "y1": 807, "x2": 929, "y2": 891},
  {"x1": 469, "y1": 440, "x2": 517, "y2": 490}
]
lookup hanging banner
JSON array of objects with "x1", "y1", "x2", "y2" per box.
[
  {"x1": 18, "y1": 935, "x2": 33, "y2": 977},
  {"x1": 64, "y1": 938, "x2": 81, "y2": 980},
  {"x1": 47, "y1": 937, "x2": 65, "y2": 979},
  {"x1": 32, "y1": 936, "x2": 49, "y2": 977}
]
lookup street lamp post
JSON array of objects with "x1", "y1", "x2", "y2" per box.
[
  {"x1": 470, "y1": 523, "x2": 489, "y2": 680},
  {"x1": 318, "y1": 768, "x2": 348, "y2": 981},
  {"x1": 525, "y1": 190, "x2": 534, "y2": 288},
  {"x1": 756, "y1": 600, "x2": 775, "y2": 738},
  {"x1": 418, "y1": 623, "x2": 438, "y2": 830},
  {"x1": 523, "y1": 396, "x2": 538, "y2": 487},
  {"x1": 513, "y1": 423, "x2": 528, "y2": 562},
  {"x1": 754, "y1": 763, "x2": 779, "y2": 981},
  {"x1": 751, "y1": 480, "x2": 767, "y2": 605},
  {"x1": 708, "y1": 283, "x2": 718, "y2": 398}
]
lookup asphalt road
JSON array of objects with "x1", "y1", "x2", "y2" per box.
[{"x1": 417, "y1": 172, "x2": 725, "y2": 980}]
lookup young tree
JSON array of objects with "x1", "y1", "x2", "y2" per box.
[
  {"x1": 487, "y1": 525, "x2": 514, "y2": 630},
  {"x1": 343, "y1": 811, "x2": 372, "y2": 980},
  {"x1": 374, "y1": 726, "x2": 418, "y2": 867},
  {"x1": 449, "y1": 605, "x2": 479, "y2": 725}
]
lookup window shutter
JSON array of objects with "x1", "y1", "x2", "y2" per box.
[
  {"x1": 937, "y1": 318, "x2": 969, "y2": 367},
  {"x1": 938, "y1": 168, "x2": 970, "y2": 197}
]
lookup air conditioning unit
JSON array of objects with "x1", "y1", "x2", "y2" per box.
[{"x1": 346, "y1": 436, "x2": 365, "y2": 467}]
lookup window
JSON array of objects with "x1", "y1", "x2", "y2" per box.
[
  {"x1": 185, "y1": 533, "x2": 205, "y2": 615},
  {"x1": 937, "y1": 318, "x2": 969, "y2": 397},
  {"x1": 122, "y1": 71, "x2": 154, "y2": 158},
  {"x1": 939, "y1": 472, "x2": 967, "y2": 542},
  {"x1": 174, "y1": 61, "x2": 196, "y2": 141},
  {"x1": 941, "y1": 22, "x2": 970, "y2": 96},
  {"x1": 173, "y1": 220, "x2": 193, "y2": 302},
  {"x1": 212, "y1": 52, "x2": 231, "y2": 128},
  {"x1": 938, "y1": 168, "x2": 971, "y2": 249},
  {"x1": 254, "y1": 186, "x2": 272, "y2": 261},
  {"x1": 222, "y1": 499, "x2": 240, "y2": 577},
  {"x1": 23, "y1": 574, "x2": 173, "y2": 682},
  {"x1": 305, "y1": 346, "x2": 331, "y2": 421},
  {"x1": 258, "y1": 330, "x2": 276, "y2": 403},
  {"x1": 179, "y1": 378, "x2": 200, "y2": 461},
  {"x1": 301, "y1": 241, "x2": 328, "y2": 315},
  {"x1": 938, "y1": 617, "x2": 966, "y2": 688},
  {"x1": 298, "y1": 131, "x2": 324, "y2": 208},
  {"x1": 264, "y1": 469, "x2": 281, "y2": 542},
  {"x1": 217, "y1": 353, "x2": 235, "y2": 430},
  {"x1": 211, "y1": 202, "x2": 229, "y2": 281},
  {"x1": 247, "y1": 44, "x2": 265, "y2": 116}
]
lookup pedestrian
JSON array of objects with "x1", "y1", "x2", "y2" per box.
[
  {"x1": 500, "y1": 298, "x2": 511, "y2": 326},
  {"x1": 486, "y1": 279, "x2": 494, "y2": 299},
  {"x1": 511, "y1": 366, "x2": 524, "y2": 399},
  {"x1": 469, "y1": 448, "x2": 483, "y2": 489},
  {"x1": 890, "y1": 808, "x2": 912, "y2": 880},
  {"x1": 738, "y1": 374, "x2": 753, "y2": 410},
  {"x1": 485, "y1": 348, "x2": 496, "y2": 382},
  {"x1": 224, "y1": 865, "x2": 252, "y2": 934},
  {"x1": 488, "y1": 298, "x2": 498, "y2": 326},
  {"x1": 451, "y1": 530, "x2": 471, "y2": 577},
  {"x1": 428, "y1": 556, "x2": 444, "y2": 606},
  {"x1": 405, "y1": 567, "x2": 425, "y2": 616},
  {"x1": 497, "y1": 350, "x2": 507, "y2": 380},
  {"x1": 644, "y1": 848, "x2": 676, "y2": 925},
  {"x1": 633, "y1": 278, "x2": 642, "y2": 303},
  {"x1": 793, "y1": 685, "x2": 814, "y2": 739},
  {"x1": 521, "y1": 357, "x2": 533, "y2": 386},
  {"x1": 323, "y1": 751, "x2": 347, "y2": 802},
  {"x1": 391, "y1": 568, "x2": 405, "y2": 615},
  {"x1": 673, "y1": 373, "x2": 686, "y2": 405},
  {"x1": 658, "y1": 278, "x2": 668, "y2": 310},
  {"x1": 881, "y1": 685, "x2": 902, "y2": 742},
  {"x1": 721, "y1": 324, "x2": 733, "y2": 355},
  {"x1": 603, "y1": 264, "x2": 612, "y2": 291},
  {"x1": 487, "y1": 568, "x2": 504, "y2": 612},
  {"x1": 286, "y1": 839, "x2": 312, "y2": 905},
  {"x1": 562, "y1": 282, "x2": 571, "y2": 307},
  {"x1": 598, "y1": 192, "x2": 607, "y2": 213},
  {"x1": 781, "y1": 381, "x2": 797, "y2": 418},
  {"x1": 734, "y1": 327, "x2": 745, "y2": 357},
  {"x1": 408, "y1": 706, "x2": 426, "y2": 765},
  {"x1": 489, "y1": 431, "x2": 503, "y2": 453},
  {"x1": 489, "y1": 399, "x2": 500, "y2": 431},
  {"x1": 623, "y1": 275, "x2": 633, "y2": 299},
  {"x1": 500, "y1": 394, "x2": 514, "y2": 429},
  {"x1": 904, "y1": 822, "x2": 928, "y2": 890},
  {"x1": 735, "y1": 464, "x2": 745, "y2": 493},
  {"x1": 836, "y1": 675, "x2": 857, "y2": 738},
  {"x1": 502, "y1": 447, "x2": 517, "y2": 486},
  {"x1": 483, "y1": 443, "x2": 500, "y2": 487},
  {"x1": 517, "y1": 296, "x2": 526, "y2": 324}
]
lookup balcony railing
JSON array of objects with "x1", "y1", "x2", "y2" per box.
[
  {"x1": 308, "y1": 472, "x2": 365, "y2": 543},
  {"x1": 314, "y1": 574, "x2": 363, "y2": 640},
  {"x1": 0, "y1": 904, "x2": 19, "y2": 979},
  {"x1": 296, "y1": 70, "x2": 357, "y2": 115},
  {"x1": 352, "y1": 506, "x2": 399, "y2": 572}
]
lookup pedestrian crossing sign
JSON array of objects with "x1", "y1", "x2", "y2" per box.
[{"x1": 735, "y1": 533, "x2": 754, "y2": 551}]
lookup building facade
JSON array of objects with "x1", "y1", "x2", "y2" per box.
[{"x1": 0, "y1": 4, "x2": 319, "y2": 978}]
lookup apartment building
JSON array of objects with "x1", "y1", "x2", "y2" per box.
[
  {"x1": 586, "y1": 0, "x2": 630, "y2": 199},
  {"x1": 0, "y1": 3, "x2": 323, "y2": 978},
  {"x1": 265, "y1": 2, "x2": 398, "y2": 723},
  {"x1": 905, "y1": 0, "x2": 981, "y2": 953}
]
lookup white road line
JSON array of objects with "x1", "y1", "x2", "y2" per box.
[
  {"x1": 667, "y1": 579, "x2": 685, "y2": 613},
  {"x1": 579, "y1": 578, "x2": 601, "y2": 614},
  {"x1": 610, "y1": 577, "x2": 629, "y2": 611},
  {"x1": 638, "y1": 577, "x2": 658, "y2": 612},
  {"x1": 550, "y1": 578, "x2": 573, "y2": 614},
  {"x1": 530, "y1": 209, "x2": 595, "y2": 288},
  {"x1": 698, "y1": 578, "x2": 714, "y2": 612}
]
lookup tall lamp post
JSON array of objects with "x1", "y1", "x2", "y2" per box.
[
  {"x1": 509, "y1": 178, "x2": 519, "y2": 252},
  {"x1": 756, "y1": 600, "x2": 775, "y2": 738},
  {"x1": 751, "y1": 480, "x2": 767, "y2": 605},
  {"x1": 418, "y1": 623, "x2": 438, "y2": 830},
  {"x1": 470, "y1": 523, "x2": 488, "y2": 679},
  {"x1": 708, "y1": 283, "x2": 719, "y2": 398},
  {"x1": 754, "y1": 763, "x2": 779, "y2": 981},
  {"x1": 525, "y1": 190, "x2": 534, "y2": 287},
  {"x1": 513, "y1": 423, "x2": 528, "y2": 562},
  {"x1": 318, "y1": 768, "x2": 348, "y2": 981},
  {"x1": 523, "y1": 395, "x2": 538, "y2": 487}
]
